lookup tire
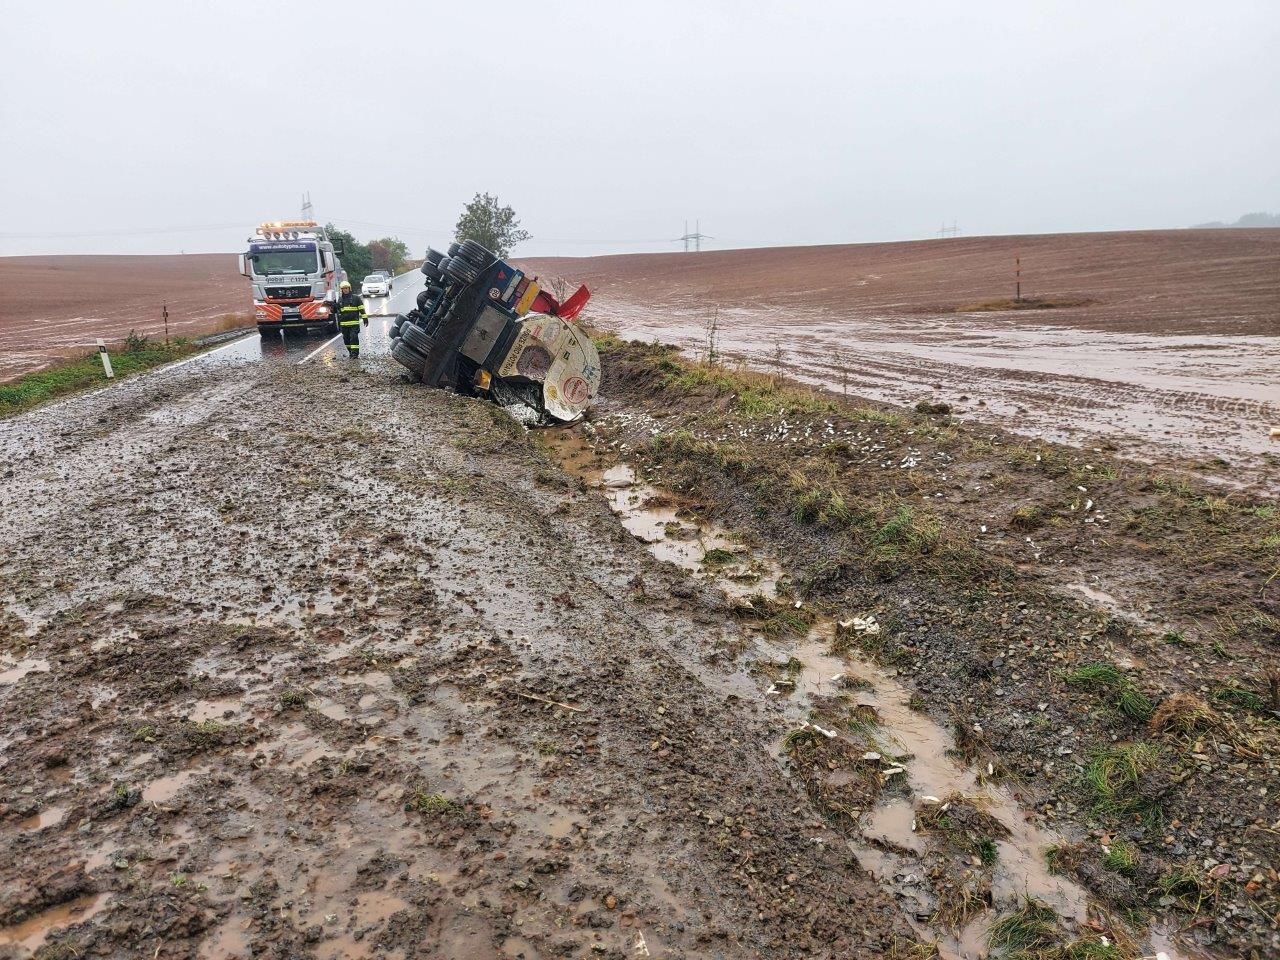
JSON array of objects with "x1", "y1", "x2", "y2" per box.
[
  {"x1": 401, "y1": 321, "x2": 435, "y2": 355},
  {"x1": 420, "y1": 260, "x2": 443, "y2": 283},
  {"x1": 390, "y1": 318, "x2": 404, "y2": 339},
  {"x1": 443, "y1": 256, "x2": 479, "y2": 285},
  {"x1": 457, "y1": 239, "x2": 496, "y2": 270},
  {"x1": 425, "y1": 248, "x2": 445, "y2": 266},
  {"x1": 416, "y1": 289, "x2": 434, "y2": 311},
  {"x1": 257, "y1": 325, "x2": 279, "y2": 337},
  {"x1": 391, "y1": 339, "x2": 426, "y2": 378},
  {"x1": 446, "y1": 242, "x2": 460, "y2": 258}
]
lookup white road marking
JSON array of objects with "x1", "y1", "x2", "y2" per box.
[{"x1": 298, "y1": 334, "x2": 343, "y2": 365}]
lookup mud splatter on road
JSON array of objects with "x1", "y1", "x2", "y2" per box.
[{"x1": 1, "y1": 353, "x2": 926, "y2": 958}]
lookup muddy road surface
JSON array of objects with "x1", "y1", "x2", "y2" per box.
[{"x1": 1, "y1": 326, "x2": 923, "y2": 957}]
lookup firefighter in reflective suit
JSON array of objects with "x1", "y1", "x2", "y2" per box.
[{"x1": 334, "y1": 279, "x2": 367, "y2": 358}]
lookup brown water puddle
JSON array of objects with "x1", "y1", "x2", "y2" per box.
[
  {"x1": 142, "y1": 763, "x2": 211, "y2": 806},
  {"x1": 547, "y1": 425, "x2": 1196, "y2": 960},
  {"x1": 0, "y1": 892, "x2": 112, "y2": 951},
  {"x1": 19, "y1": 804, "x2": 68, "y2": 832},
  {"x1": 0, "y1": 655, "x2": 50, "y2": 685}
]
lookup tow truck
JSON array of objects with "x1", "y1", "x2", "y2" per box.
[
  {"x1": 388, "y1": 240, "x2": 598, "y2": 424},
  {"x1": 237, "y1": 221, "x2": 345, "y2": 337}
]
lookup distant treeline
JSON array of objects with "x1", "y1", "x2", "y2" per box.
[
  {"x1": 1190, "y1": 212, "x2": 1280, "y2": 229},
  {"x1": 324, "y1": 225, "x2": 410, "y2": 283}
]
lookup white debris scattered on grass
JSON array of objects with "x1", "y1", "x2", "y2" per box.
[{"x1": 838, "y1": 614, "x2": 880, "y2": 636}]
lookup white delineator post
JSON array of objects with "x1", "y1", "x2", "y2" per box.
[{"x1": 97, "y1": 339, "x2": 114, "y2": 379}]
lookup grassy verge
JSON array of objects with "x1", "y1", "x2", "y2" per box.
[
  {"x1": 0, "y1": 332, "x2": 201, "y2": 418},
  {"x1": 585, "y1": 335, "x2": 1279, "y2": 953}
]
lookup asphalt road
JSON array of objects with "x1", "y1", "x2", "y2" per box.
[{"x1": 190, "y1": 268, "x2": 426, "y2": 373}]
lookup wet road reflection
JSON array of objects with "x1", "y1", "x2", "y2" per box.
[
  {"x1": 286, "y1": 268, "x2": 425, "y2": 366},
  {"x1": 185, "y1": 269, "x2": 427, "y2": 373}
]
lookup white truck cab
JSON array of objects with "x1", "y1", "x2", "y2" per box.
[{"x1": 238, "y1": 221, "x2": 344, "y2": 336}]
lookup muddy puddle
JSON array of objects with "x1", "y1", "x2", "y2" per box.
[
  {"x1": 0, "y1": 892, "x2": 112, "y2": 952},
  {"x1": 546, "y1": 425, "x2": 1195, "y2": 960},
  {"x1": 0, "y1": 655, "x2": 50, "y2": 685}
]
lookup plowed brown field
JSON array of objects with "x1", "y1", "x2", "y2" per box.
[{"x1": 0, "y1": 254, "x2": 244, "y2": 382}]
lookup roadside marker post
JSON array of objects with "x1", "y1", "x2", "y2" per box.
[
  {"x1": 97, "y1": 339, "x2": 114, "y2": 379},
  {"x1": 163, "y1": 301, "x2": 170, "y2": 346}
]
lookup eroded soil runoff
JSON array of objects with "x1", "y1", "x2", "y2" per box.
[{"x1": 0, "y1": 333, "x2": 1276, "y2": 959}]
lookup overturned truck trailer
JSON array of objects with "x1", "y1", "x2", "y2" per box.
[{"x1": 389, "y1": 240, "x2": 598, "y2": 425}]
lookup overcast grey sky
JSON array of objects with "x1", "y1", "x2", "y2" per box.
[{"x1": 2, "y1": 0, "x2": 1277, "y2": 257}]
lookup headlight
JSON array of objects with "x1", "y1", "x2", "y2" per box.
[{"x1": 316, "y1": 305, "x2": 330, "y2": 317}]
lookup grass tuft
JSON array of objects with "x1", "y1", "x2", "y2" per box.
[
  {"x1": 1060, "y1": 936, "x2": 1130, "y2": 959},
  {"x1": 279, "y1": 688, "x2": 307, "y2": 708},
  {"x1": 1148, "y1": 693, "x2": 1220, "y2": 739},
  {"x1": 1083, "y1": 743, "x2": 1164, "y2": 818},
  {"x1": 700, "y1": 546, "x2": 741, "y2": 568},
  {"x1": 1063, "y1": 664, "x2": 1153, "y2": 722},
  {"x1": 1156, "y1": 863, "x2": 1225, "y2": 915},
  {"x1": 987, "y1": 896, "x2": 1059, "y2": 953},
  {"x1": 407, "y1": 790, "x2": 460, "y2": 816},
  {"x1": 1101, "y1": 837, "x2": 1139, "y2": 874}
]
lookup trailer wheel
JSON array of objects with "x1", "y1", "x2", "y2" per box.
[
  {"x1": 457, "y1": 239, "x2": 496, "y2": 270},
  {"x1": 443, "y1": 256, "x2": 479, "y2": 285},
  {"x1": 425, "y1": 247, "x2": 445, "y2": 266},
  {"x1": 420, "y1": 260, "x2": 444, "y2": 282},
  {"x1": 257, "y1": 325, "x2": 279, "y2": 338},
  {"x1": 391, "y1": 339, "x2": 426, "y2": 378},
  {"x1": 401, "y1": 322, "x2": 435, "y2": 355},
  {"x1": 446, "y1": 242, "x2": 461, "y2": 257}
]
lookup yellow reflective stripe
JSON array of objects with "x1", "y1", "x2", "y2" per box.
[{"x1": 338, "y1": 320, "x2": 362, "y2": 326}]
